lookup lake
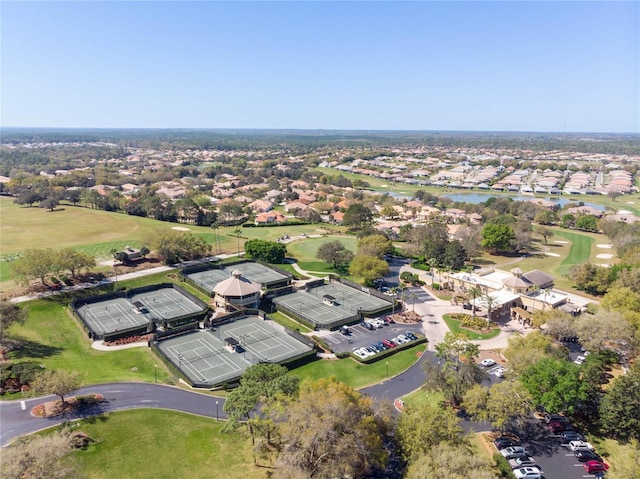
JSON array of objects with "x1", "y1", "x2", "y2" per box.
[{"x1": 442, "y1": 192, "x2": 606, "y2": 211}]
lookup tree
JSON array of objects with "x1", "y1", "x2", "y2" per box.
[
  {"x1": 139, "y1": 246, "x2": 150, "y2": 258},
  {"x1": 405, "y1": 443, "x2": 499, "y2": 479},
  {"x1": 422, "y1": 332, "x2": 484, "y2": 406},
  {"x1": 223, "y1": 363, "x2": 299, "y2": 462},
  {"x1": 10, "y1": 248, "x2": 58, "y2": 285},
  {"x1": 0, "y1": 301, "x2": 28, "y2": 345},
  {"x1": 453, "y1": 224, "x2": 483, "y2": 259},
  {"x1": 348, "y1": 255, "x2": 389, "y2": 285},
  {"x1": 274, "y1": 378, "x2": 389, "y2": 479},
  {"x1": 357, "y1": 234, "x2": 394, "y2": 258},
  {"x1": 244, "y1": 239, "x2": 287, "y2": 264},
  {"x1": 463, "y1": 380, "x2": 533, "y2": 432},
  {"x1": 218, "y1": 200, "x2": 245, "y2": 224},
  {"x1": 601, "y1": 286, "x2": 640, "y2": 330},
  {"x1": 519, "y1": 358, "x2": 588, "y2": 414},
  {"x1": 607, "y1": 190, "x2": 622, "y2": 202},
  {"x1": 535, "y1": 210, "x2": 557, "y2": 225},
  {"x1": 396, "y1": 401, "x2": 464, "y2": 461},
  {"x1": 56, "y1": 248, "x2": 95, "y2": 278},
  {"x1": 569, "y1": 263, "x2": 612, "y2": 295},
  {"x1": 599, "y1": 363, "x2": 640, "y2": 442},
  {"x1": 442, "y1": 240, "x2": 468, "y2": 271},
  {"x1": 30, "y1": 369, "x2": 83, "y2": 404},
  {"x1": 504, "y1": 331, "x2": 568, "y2": 374},
  {"x1": 576, "y1": 215, "x2": 598, "y2": 232},
  {"x1": 574, "y1": 310, "x2": 636, "y2": 359},
  {"x1": 1, "y1": 430, "x2": 80, "y2": 479},
  {"x1": 316, "y1": 240, "x2": 354, "y2": 270},
  {"x1": 537, "y1": 226, "x2": 553, "y2": 245},
  {"x1": 468, "y1": 285, "x2": 483, "y2": 319},
  {"x1": 147, "y1": 229, "x2": 210, "y2": 264},
  {"x1": 39, "y1": 197, "x2": 60, "y2": 211},
  {"x1": 380, "y1": 205, "x2": 397, "y2": 219},
  {"x1": 342, "y1": 203, "x2": 373, "y2": 230},
  {"x1": 481, "y1": 224, "x2": 515, "y2": 254}
]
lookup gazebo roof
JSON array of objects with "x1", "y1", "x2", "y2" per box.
[
  {"x1": 213, "y1": 270, "x2": 262, "y2": 297},
  {"x1": 502, "y1": 276, "x2": 532, "y2": 289}
]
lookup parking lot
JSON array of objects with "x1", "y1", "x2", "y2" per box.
[
  {"x1": 500, "y1": 417, "x2": 610, "y2": 479},
  {"x1": 321, "y1": 319, "x2": 424, "y2": 355}
]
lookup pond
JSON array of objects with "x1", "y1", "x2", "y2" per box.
[{"x1": 442, "y1": 192, "x2": 606, "y2": 211}]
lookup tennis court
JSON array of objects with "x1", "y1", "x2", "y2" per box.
[
  {"x1": 273, "y1": 283, "x2": 392, "y2": 329},
  {"x1": 76, "y1": 298, "x2": 149, "y2": 336},
  {"x1": 185, "y1": 262, "x2": 289, "y2": 294},
  {"x1": 75, "y1": 285, "x2": 208, "y2": 339},
  {"x1": 130, "y1": 288, "x2": 203, "y2": 320},
  {"x1": 156, "y1": 316, "x2": 314, "y2": 387}
]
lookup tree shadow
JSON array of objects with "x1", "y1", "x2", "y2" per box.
[{"x1": 9, "y1": 339, "x2": 64, "y2": 359}]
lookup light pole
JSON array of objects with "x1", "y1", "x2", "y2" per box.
[
  {"x1": 154, "y1": 364, "x2": 157, "y2": 383},
  {"x1": 386, "y1": 361, "x2": 389, "y2": 379},
  {"x1": 216, "y1": 400, "x2": 219, "y2": 421}
]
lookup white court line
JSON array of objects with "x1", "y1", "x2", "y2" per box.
[{"x1": 195, "y1": 337, "x2": 242, "y2": 374}]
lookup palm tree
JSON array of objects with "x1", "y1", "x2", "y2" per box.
[
  {"x1": 530, "y1": 284, "x2": 539, "y2": 313},
  {"x1": 469, "y1": 285, "x2": 483, "y2": 319},
  {"x1": 482, "y1": 292, "x2": 497, "y2": 326},
  {"x1": 233, "y1": 228, "x2": 242, "y2": 256}
]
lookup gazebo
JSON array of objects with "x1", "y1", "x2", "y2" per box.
[{"x1": 212, "y1": 270, "x2": 262, "y2": 309}]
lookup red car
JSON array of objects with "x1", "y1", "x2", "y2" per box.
[
  {"x1": 549, "y1": 421, "x2": 573, "y2": 433},
  {"x1": 382, "y1": 339, "x2": 397, "y2": 348},
  {"x1": 583, "y1": 460, "x2": 609, "y2": 474}
]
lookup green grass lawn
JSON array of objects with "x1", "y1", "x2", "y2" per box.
[
  {"x1": 70, "y1": 409, "x2": 266, "y2": 479},
  {"x1": 552, "y1": 228, "x2": 596, "y2": 276},
  {"x1": 400, "y1": 388, "x2": 444, "y2": 410},
  {"x1": 442, "y1": 314, "x2": 501, "y2": 340},
  {"x1": 291, "y1": 343, "x2": 427, "y2": 389}
]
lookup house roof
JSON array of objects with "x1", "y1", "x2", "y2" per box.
[
  {"x1": 522, "y1": 269, "x2": 555, "y2": 287},
  {"x1": 213, "y1": 270, "x2": 262, "y2": 297}
]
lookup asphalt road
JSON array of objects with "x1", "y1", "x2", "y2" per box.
[{"x1": 0, "y1": 383, "x2": 227, "y2": 447}]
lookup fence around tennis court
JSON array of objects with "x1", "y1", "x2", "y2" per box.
[
  {"x1": 71, "y1": 283, "x2": 209, "y2": 341},
  {"x1": 151, "y1": 312, "x2": 315, "y2": 388},
  {"x1": 179, "y1": 259, "x2": 293, "y2": 297}
]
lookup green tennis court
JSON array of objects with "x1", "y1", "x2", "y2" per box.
[
  {"x1": 156, "y1": 316, "x2": 314, "y2": 387},
  {"x1": 273, "y1": 283, "x2": 392, "y2": 329},
  {"x1": 185, "y1": 262, "x2": 289, "y2": 294}
]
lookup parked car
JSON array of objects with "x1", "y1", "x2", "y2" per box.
[
  {"x1": 395, "y1": 335, "x2": 408, "y2": 344},
  {"x1": 508, "y1": 456, "x2": 537, "y2": 469},
  {"x1": 513, "y1": 467, "x2": 542, "y2": 479},
  {"x1": 382, "y1": 339, "x2": 397, "y2": 348},
  {"x1": 493, "y1": 437, "x2": 520, "y2": 451},
  {"x1": 404, "y1": 332, "x2": 418, "y2": 341},
  {"x1": 372, "y1": 318, "x2": 385, "y2": 328},
  {"x1": 561, "y1": 431, "x2": 585, "y2": 442},
  {"x1": 363, "y1": 321, "x2": 376, "y2": 331},
  {"x1": 353, "y1": 349, "x2": 369, "y2": 360},
  {"x1": 544, "y1": 413, "x2": 570, "y2": 424},
  {"x1": 549, "y1": 421, "x2": 573, "y2": 433},
  {"x1": 569, "y1": 440, "x2": 595, "y2": 452},
  {"x1": 583, "y1": 460, "x2": 609, "y2": 474},
  {"x1": 575, "y1": 450, "x2": 604, "y2": 463},
  {"x1": 574, "y1": 355, "x2": 586, "y2": 365},
  {"x1": 480, "y1": 358, "x2": 497, "y2": 367},
  {"x1": 493, "y1": 366, "x2": 506, "y2": 378},
  {"x1": 375, "y1": 341, "x2": 388, "y2": 350},
  {"x1": 500, "y1": 446, "x2": 527, "y2": 459}
]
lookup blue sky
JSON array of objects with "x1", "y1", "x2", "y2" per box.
[{"x1": 2, "y1": 1, "x2": 638, "y2": 132}]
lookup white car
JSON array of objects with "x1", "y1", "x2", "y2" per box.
[
  {"x1": 513, "y1": 467, "x2": 542, "y2": 479},
  {"x1": 395, "y1": 335, "x2": 408, "y2": 344},
  {"x1": 353, "y1": 349, "x2": 369, "y2": 360},
  {"x1": 372, "y1": 318, "x2": 385, "y2": 328},
  {"x1": 480, "y1": 358, "x2": 497, "y2": 367},
  {"x1": 493, "y1": 366, "x2": 506, "y2": 378},
  {"x1": 574, "y1": 355, "x2": 586, "y2": 365},
  {"x1": 569, "y1": 440, "x2": 595, "y2": 452},
  {"x1": 500, "y1": 446, "x2": 527, "y2": 458}
]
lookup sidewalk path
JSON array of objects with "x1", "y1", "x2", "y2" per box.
[{"x1": 9, "y1": 266, "x2": 174, "y2": 304}]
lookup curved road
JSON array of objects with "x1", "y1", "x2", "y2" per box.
[{"x1": 0, "y1": 383, "x2": 228, "y2": 447}]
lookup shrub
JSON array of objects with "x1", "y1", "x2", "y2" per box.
[
  {"x1": 335, "y1": 351, "x2": 351, "y2": 359},
  {"x1": 432, "y1": 283, "x2": 441, "y2": 290},
  {"x1": 493, "y1": 452, "x2": 516, "y2": 478}
]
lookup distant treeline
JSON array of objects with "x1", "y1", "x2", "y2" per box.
[{"x1": 2, "y1": 128, "x2": 639, "y2": 155}]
